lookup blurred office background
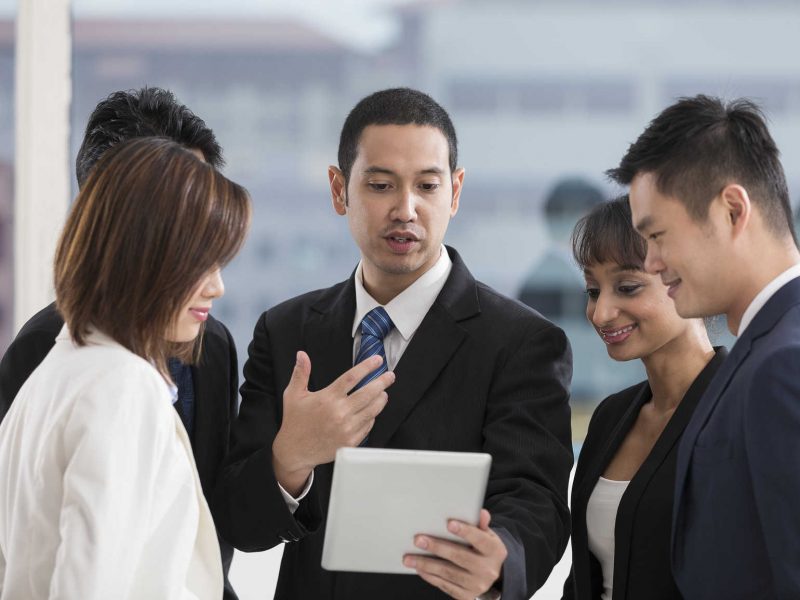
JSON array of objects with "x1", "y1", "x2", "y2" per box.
[{"x1": 2, "y1": 0, "x2": 800, "y2": 597}]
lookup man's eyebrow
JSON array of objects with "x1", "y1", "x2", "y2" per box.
[
  {"x1": 419, "y1": 167, "x2": 444, "y2": 175},
  {"x1": 361, "y1": 166, "x2": 445, "y2": 176},
  {"x1": 634, "y1": 215, "x2": 653, "y2": 233},
  {"x1": 362, "y1": 166, "x2": 396, "y2": 176}
]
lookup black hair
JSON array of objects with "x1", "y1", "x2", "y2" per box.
[
  {"x1": 337, "y1": 87, "x2": 458, "y2": 182},
  {"x1": 572, "y1": 195, "x2": 646, "y2": 270},
  {"x1": 607, "y1": 94, "x2": 794, "y2": 240},
  {"x1": 75, "y1": 87, "x2": 223, "y2": 187}
]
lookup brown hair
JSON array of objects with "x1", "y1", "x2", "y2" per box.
[
  {"x1": 571, "y1": 195, "x2": 647, "y2": 271},
  {"x1": 55, "y1": 136, "x2": 251, "y2": 377}
]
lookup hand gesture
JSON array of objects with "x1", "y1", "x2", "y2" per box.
[{"x1": 272, "y1": 351, "x2": 394, "y2": 495}]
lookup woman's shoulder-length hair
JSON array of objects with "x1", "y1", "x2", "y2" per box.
[{"x1": 55, "y1": 136, "x2": 251, "y2": 376}]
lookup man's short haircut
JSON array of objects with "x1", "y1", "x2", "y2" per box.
[
  {"x1": 337, "y1": 87, "x2": 458, "y2": 182},
  {"x1": 572, "y1": 195, "x2": 647, "y2": 270},
  {"x1": 75, "y1": 87, "x2": 223, "y2": 187},
  {"x1": 607, "y1": 95, "x2": 794, "y2": 239},
  {"x1": 56, "y1": 137, "x2": 250, "y2": 375}
]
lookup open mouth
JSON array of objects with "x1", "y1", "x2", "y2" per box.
[
  {"x1": 385, "y1": 233, "x2": 419, "y2": 253},
  {"x1": 599, "y1": 323, "x2": 637, "y2": 345}
]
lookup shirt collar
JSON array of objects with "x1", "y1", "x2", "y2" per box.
[
  {"x1": 737, "y1": 262, "x2": 800, "y2": 336},
  {"x1": 352, "y1": 246, "x2": 453, "y2": 341}
]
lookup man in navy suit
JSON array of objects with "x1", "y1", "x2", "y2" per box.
[{"x1": 609, "y1": 95, "x2": 800, "y2": 599}]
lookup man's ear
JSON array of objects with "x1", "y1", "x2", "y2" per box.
[
  {"x1": 450, "y1": 167, "x2": 465, "y2": 217},
  {"x1": 329, "y1": 166, "x2": 347, "y2": 215},
  {"x1": 719, "y1": 184, "x2": 751, "y2": 237}
]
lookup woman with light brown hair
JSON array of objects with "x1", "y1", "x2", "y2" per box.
[{"x1": 0, "y1": 136, "x2": 251, "y2": 599}]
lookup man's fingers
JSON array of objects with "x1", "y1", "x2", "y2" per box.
[
  {"x1": 446, "y1": 519, "x2": 501, "y2": 557},
  {"x1": 413, "y1": 535, "x2": 480, "y2": 573},
  {"x1": 285, "y1": 350, "x2": 312, "y2": 396},
  {"x1": 352, "y1": 373, "x2": 394, "y2": 412},
  {"x1": 416, "y1": 569, "x2": 471, "y2": 600},
  {"x1": 405, "y1": 555, "x2": 473, "y2": 599},
  {"x1": 330, "y1": 355, "x2": 385, "y2": 394}
]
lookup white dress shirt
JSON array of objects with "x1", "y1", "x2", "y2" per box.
[
  {"x1": 0, "y1": 326, "x2": 222, "y2": 600},
  {"x1": 352, "y1": 246, "x2": 453, "y2": 367},
  {"x1": 737, "y1": 262, "x2": 800, "y2": 336}
]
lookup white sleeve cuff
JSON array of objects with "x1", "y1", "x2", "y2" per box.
[{"x1": 278, "y1": 470, "x2": 315, "y2": 515}]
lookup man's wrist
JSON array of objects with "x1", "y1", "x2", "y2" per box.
[{"x1": 272, "y1": 436, "x2": 312, "y2": 495}]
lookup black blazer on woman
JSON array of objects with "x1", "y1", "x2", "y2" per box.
[{"x1": 563, "y1": 347, "x2": 727, "y2": 600}]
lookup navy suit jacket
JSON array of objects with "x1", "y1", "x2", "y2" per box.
[
  {"x1": 212, "y1": 247, "x2": 573, "y2": 600},
  {"x1": 672, "y1": 277, "x2": 800, "y2": 599}
]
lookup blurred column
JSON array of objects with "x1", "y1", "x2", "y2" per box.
[{"x1": 14, "y1": 0, "x2": 71, "y2": 331}]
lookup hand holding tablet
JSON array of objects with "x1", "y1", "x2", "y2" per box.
[{"x1": 321, "y1": 447, "x2": 492, "y2": 575}]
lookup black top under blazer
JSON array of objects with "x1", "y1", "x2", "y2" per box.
[
  {"x1": 563, "y1": 347, "x2": 727, "y2": 600},
  {"x1": 211, "y1": 246, "x2": 574, "y2": 600},
  {"x1": 0, "y1": 303, "x2": 241, "y2": 600}
]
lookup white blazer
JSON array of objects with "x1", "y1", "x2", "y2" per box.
[{"x1": 0, "y1": 327, "x2": 222, "y2": 599}]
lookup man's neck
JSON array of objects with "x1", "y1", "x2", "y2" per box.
[{"x1": 726, "y1": 244, "x2": 800, "y2": 335}]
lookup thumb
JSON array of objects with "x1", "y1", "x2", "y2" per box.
[
  {"x1": 286, "y1": 350, "x2": 311, "y2": 395},
  {"x1": 479, "y1": 508, "x2": 491, "y2": 531}
]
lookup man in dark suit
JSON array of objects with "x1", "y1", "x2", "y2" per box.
[
  {"x1": 212, "y1": 88, "x2": 573, "y2": 600},
  {"x1": 609, "y1": 95, "x2": 800, "y2": 599},
  {"x1": 0, "y1": 87, "x2": 240, "y2": 600}
]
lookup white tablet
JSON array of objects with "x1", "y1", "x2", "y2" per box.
[{"x1": 321, "y1": 447, "x2": 492, "y2": 574}]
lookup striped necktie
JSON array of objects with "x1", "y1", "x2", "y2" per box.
[{"x1": 353, "y1": 306, "x2": 394, "y2": 391}]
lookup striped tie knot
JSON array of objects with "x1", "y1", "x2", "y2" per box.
[{"x1": 360, "y1": 306, "x2": 393, "y2": 340}]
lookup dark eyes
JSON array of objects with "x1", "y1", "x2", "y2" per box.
[
  {"x1": 649, "y1": 231, "x2": 664, "y2": 241},
  {"x1": 366, "y1": 182, "x2": 440, "y2": 192},
  {"x1": 618, "y1": 285, "x2": 642, "y2": 295},
  {"x1": 584, "y1": 284, "x2": 642, "y2": 299}
]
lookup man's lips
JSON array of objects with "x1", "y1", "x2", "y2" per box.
[
  {"x1": 664, "y1": 278, "x2": 682, "y2": 298},
  {"x1": 384, "y1": 231, "x2": 421, "y2": 253},
  {"x1": 599, "y1": 323, "x2": 637, "y2": 345}
]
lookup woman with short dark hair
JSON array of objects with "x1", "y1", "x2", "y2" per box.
[
  {"x1": 563, "y1": 195, "x2": 725, "y2": 600},
  {"x1": 0, "y1": 136, "x2": 250, "y2": 599}
]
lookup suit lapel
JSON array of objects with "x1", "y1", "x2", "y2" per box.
[
  {"x1": 304, "y1": 277, "x2": 358, "y2": 393},
  {"x1": 367, "y1": 303, "x2": 467, "y2": 447},
  {"x1": 575, "y1": 383, "x2": 650, "y2": 505},
  {"x1": 368, "y1": 247, "x2": 479, "y2": 448}
]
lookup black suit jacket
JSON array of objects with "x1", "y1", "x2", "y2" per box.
[
  {"x1": 0, "y1": 302, "x2": 240, "y2": 600},
  {"x1": 563, "y1": 348, "x2": 726, "y2": 600},
  {"x1": 212, "y1": 247, "x2": 573, "y2": 600},
  {"x1": 673, "y1": 278, "x2": 800, "y2": 599}
]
